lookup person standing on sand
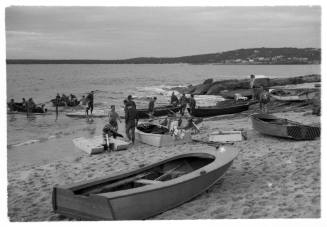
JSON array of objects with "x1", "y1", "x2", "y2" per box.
[
  {"x1": 125, "y1": 98, "x2": 138, "y2": 144},
  {"x1": 148, "y1": 97, "x2": 157, "y2": 118},
  {"x1": 259, "y1": 87, "x2": 270, "y2": 113},
  {"x1": 189, "y1": 94, "x2": 196, "y2": 114},
  {"x1": 170, "y1": 92, "x2": 179, "y2": 106},
  {"x1": 250, "y1": 74, "x2": 256, "y2": 100},
  {"x1": 108, "y1": 105, "x2": 121, "y2": 132},
  {"x1": 126, "y1": 95, "x2": 136, "y2": 108},
  {"x1": 179, "y1": 93, "x2": 188, "y2": 116}
]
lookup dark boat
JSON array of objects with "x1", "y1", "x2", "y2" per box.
[
  {"x1": 52, "y1": 148, "x2": 238, "y2": 220},
  {"x1": 137, "y1": 105, "x2": 180, "y2": 119},
  {"x1": 51, "y1": 99, "x2": 80, "y2": 107},
  {"x1": 188, "y1": 102, "x2": 250, "y2": 117},
  {"x1": 251, "y1": 113, "x2": 320, "y2": 140},
  {"x1": 7, "y1": 102, "x2": 47, "y2": 114}
]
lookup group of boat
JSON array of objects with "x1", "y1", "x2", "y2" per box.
[{"x1": 51, "y1": 87, "x2": 320, "y2": 220}]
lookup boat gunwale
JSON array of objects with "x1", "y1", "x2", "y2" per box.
[
  {"x1": 57, "y1": 150, "x2": 237, "y2": 199},
  {"x1": 251, "y1": 113, "x2": 317, "y2": 128},
  {"x1": 86, "y1": 149, "x2": 237, "y2": 200},
  {"x1": 59, "y1": 152, "x2": 215, "y2": 191},
  {"x1": 195, "y1": 102, "x2": 249, "y2": 110}
]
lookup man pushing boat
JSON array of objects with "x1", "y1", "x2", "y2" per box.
[{"x1": 102, "y1": 105, "x2": 123, "y2": 151}]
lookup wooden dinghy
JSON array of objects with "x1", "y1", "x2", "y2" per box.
[
  {"x1": 251, "y1": 113, "x2": 320, "y2": 140},
  {"x1": 270, "y1": 88, "x2": 318, "y2": 102},
  {"x1": 188, "y1": 102, "x2": 249, "y2": 118},
  {"x1": 52, "y1": 148, "x2": 238, "y2": 220},
  {"x1": 137, "y1": 105, "x2": 180, "y2": 119},
  {"x1": 73, "y1": 136, "x2": 130, "y2": 155},
  {"x1": 65, "y1": 110, "x2": 107, "y2": 118},
  {"x1": 135, "y1": 122, "x2": 192, "y2": 147}
]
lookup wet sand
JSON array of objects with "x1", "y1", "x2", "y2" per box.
[{"x1": 7, "y1": 102, "x2": 320, "y2": 221}]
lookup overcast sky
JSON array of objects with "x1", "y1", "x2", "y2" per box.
[{"x1": 5, "y1": 6, "x2": 321, "y2": 59}]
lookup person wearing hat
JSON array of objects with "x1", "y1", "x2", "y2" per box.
[{"x1": 126, "y1": 95, "x2": 136, "y2": 108}]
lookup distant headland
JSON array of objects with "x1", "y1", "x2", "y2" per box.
[{"x1": 6, "y1": 47, "x2": 321, "y2": 65}]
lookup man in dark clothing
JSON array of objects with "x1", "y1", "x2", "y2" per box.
[
  {"x1": 148, "y1": 97, "x2": 157, "y2": 117},
  {"x1": 125, "y1": 100, "x2": 138, "y2": 144},
  {"x1": 170, "y1": 92, "x2": 179, "y2": 106},
  {"x1": 189, "y1": 94, "x2": 196, "y2": 114},
  {"x1": 179, "y1": 93, "x2": 188, "y2": 116},
  {"x1": 126, "y1": 95, "x2": 136, "y2": 108},
  {"x1": 86, "y1": 91, "x2": 94, "y2": 117}
]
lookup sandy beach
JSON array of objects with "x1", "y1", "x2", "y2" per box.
[{"x1": 7, "y1": 102, "x2": 320, "y2": 221}]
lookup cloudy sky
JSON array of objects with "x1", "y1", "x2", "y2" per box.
[{"x1": 5, "y1": 6, "x2": 321, "y2": 59}]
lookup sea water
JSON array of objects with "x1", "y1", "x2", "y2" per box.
[{"x1": 6, "y1": 64, "x2": 320, "y2": 167}]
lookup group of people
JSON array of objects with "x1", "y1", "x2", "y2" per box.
[
  {"x1": 102, "y1": 95, "x2": 138, "y2": 150},
  {"x1": 8, "y1": 97, "x2": 47, "y2": 113},
  {"x1": 53, "y1": 93, "x2": 81, "y2": 107},
  {"x1": 170, "y1": 92, "x2": 196, "y2": 115}
]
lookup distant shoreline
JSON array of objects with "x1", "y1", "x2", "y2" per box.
[
  {"x1": 6, "y1": 60, "x2": 321, "y2": 65},
  {"x1": 6, "y1": 47, "x2": 321, "y2": 65}
]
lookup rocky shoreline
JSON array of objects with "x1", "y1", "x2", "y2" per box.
[{"x1": 172, "y1": 74, "x2": 320, "y2": 98}]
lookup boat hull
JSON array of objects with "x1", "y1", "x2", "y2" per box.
[
  {"x1": 52, "y1": 150, "x2": 238, "y2": 220},
  {"x1": 65, "y1": 110, "x2": 107, "y2": 118},
  {"x1": 189, "y1": 103, "x2": 249, "y2": 117},
  {"x1": 135, "y1": 125, "x2": 192, "y2": 147},
  {"x1": 137, "y1": 105, "x2": 180, "y2": 119},
  {"x1": 251, "y1": 113, "x2": 320, "y2": 140}
]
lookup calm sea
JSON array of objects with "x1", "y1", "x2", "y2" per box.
[{"x1": 6, "y1": 64, "x2": 320, "y2": 167}]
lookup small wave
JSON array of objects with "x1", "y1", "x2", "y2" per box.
[
  {"x1": 7, "y1": 133, "x2": 63, "y2": 149},
  {"x1": 8, "y1": 139, "x2": 40, "y2": 148}
]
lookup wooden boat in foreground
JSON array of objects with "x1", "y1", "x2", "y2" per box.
[
  {"x1": 135, "y1": 122, "x2": 192, "y2": 147},
  {"x1": 251, "y1": 113, "x2": 320, "y2": 140},
  {"x1": 52, "y1": 148, "x2": 238, "y2": 220},
  {"x1": 137, "y1": 105, "x2": 180, "y2": 119},
  {"x1": 188, "y1": 102, "x2": 249, "y2": 117}
]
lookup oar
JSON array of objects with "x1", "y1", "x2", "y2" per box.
[
  {"x1": 154, "y1": 162, "x2": 185, "y2": 181},
  {"x1": 86, "y1": 172, "x2": 152, "y2": 195}
]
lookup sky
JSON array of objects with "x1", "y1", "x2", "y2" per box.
[{"x1": 5, "y1": 6, "x2": 321, "y2": 59}]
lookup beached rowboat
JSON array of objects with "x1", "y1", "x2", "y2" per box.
[
  {"x1": 137, "y1": 105, "x2": 180, "y2": 119},
  {"x1": 135, "y1": 122, "x2": 192, "y2": 147},
  {"x1": 188, "y1": 102, "x2": 249, "y2": 118},
  {"x1": 270, "y1": 88, "x2": 318, "y2": 102},
  {"x1": 52, "y1": 148, "x2": 238, "y2": 220},
  {"x1": 251, "y1": 113, "x2": 320, "y2": 140}
]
